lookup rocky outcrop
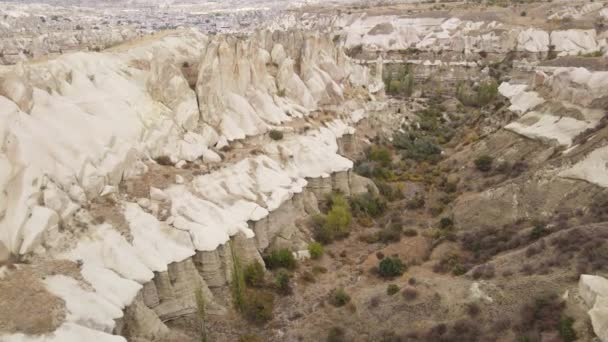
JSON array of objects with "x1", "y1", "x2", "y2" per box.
[
  {"x1": 0, "y1": 26, "x2": 377, "y2": 342},
  {"x1": 579, "y1": 275, "x2": 608, "y2": 342},
  {"x1": 118, "y1": 169, "x2": 375, "y2": 340}
]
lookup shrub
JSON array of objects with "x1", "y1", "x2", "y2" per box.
[
  {"x1": 378, "y1": 257, "x2": 406, "y2": 278},
  {"x1": 242, "y1": 289, "x2": 274, "y2": 324},
  {"x1": 466, "y1": 303, "x2": 481, "y2": 317},
  {"x1": 439, "y1": 217, "x2": 454, "y2": 230},
  {"x1": 375, "y1": 181, "x2": 403, "y2": 202},
  {"x1": 277, "y1": 89, "x2": 286, "y2": 97},
  {"x1": 474, "y1": 155, "x2": 493, "y2": 172},
  {"x1": 330, "y1": 288, "x2": 351, "y2": 307},
  {"x1": 154, "y1": 155, "x2": 173, "y2": 166},
  {"x1": 315, "y1": 194, "x2": 352, "y2": 244},
  {"x1": 301, "y1": 271, "x2": 315, "y2": 283},
  {"x1": 520, "y1": 10, "x2": 527, "y2": 16},
  {"x1": 369, "y1": 145, "x2": 392, "y2": 166},
  {"x1": 530, "y1": 222, "x2": 548, "y2": 240},
  {"x1": 269, "y1": 129, "x2": 284, "y2": 141},
  {"x1": 393, "y1": 131, "x2": 442, "y2": 163},
  {"x1": 406, "y1": 193, "x2": 425, "y2": 210},
  {"x1": 230, "y1": 243, "x2": 246, "y2": 310},
  {"x1": 378, "y1": 223, "x2": 403, "y2": 243},
  {"x1": 275, "y1": 270, "x2": 291, "y2": 295},
  {"x1": 403, "y1": 228, "x2": 418, "y2": 237},
  {"x1": 308, "y1": 242, "x2": 324, "y2": 259},
  {"x1": 350, "y1": 192, "x2": 387, "y2": 218},
  {"x1": 327, "y1": 326, "x2": 346, "y2": 342},
  {"x1": 402, "y1": 287, "x2": 418, "y2": 301},
  {"x1": 312, "y1": 265, "x2": 328, "y2": 274},
  {"x1": 243, "y1": 261, "x2": 265, "y2": 287},
  {"x1": 559, "y1": 317, "x2": 577, "y2": 342},
  {"x1": 239, "y1": 334, "x2": 263, "y2": 342},
  {"x1": 457, "y1": 80, "x2": 499, "y2": 107},
  {"x1": 387, "y1": 284, "x2": 400, "y2": 295},
  {"x1": 264, "y1": 249, "x2": 296, "y2": 270}
]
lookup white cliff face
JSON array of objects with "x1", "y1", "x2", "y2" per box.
[
  {"x1": 317, "y1": 13, "x2": 606, "y2": 57},
  {"x1": 0, "y1": 27, "x2": 375, "y2": 341},
  {"x1": 579, "y1": 275, "x2": 608, "y2": 342}
]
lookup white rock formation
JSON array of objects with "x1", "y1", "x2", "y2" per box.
[
  {"x1": 0, "y1": 26, "x2": 376, "y2": 341},
  {"x1": 579, "y1": 275, "x2": 608, "y2": 342}
]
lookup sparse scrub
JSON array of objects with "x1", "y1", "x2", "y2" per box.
[
  {"x1": 406, "y1": 193, "x2": 425, "y2": 210},
  {"x1": 350, "y1": 192, "x2": 387, "y2": 218},
  {"x1": 516, "y1": 294, "x2": 573, "y2": 341},
  {"x1": 393, "y1": 131, "x2": 442, "y2": 163},
  {"x1": 369, "y1": 145, "x2": 392, "y2": 166},
  {"x1": 242, "y1": 289, "x2": 275, "y2": 324}
]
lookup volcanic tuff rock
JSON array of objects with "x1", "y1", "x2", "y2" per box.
[{"x1": 0, "y1": 26, "x2": 377, "y2": 341}]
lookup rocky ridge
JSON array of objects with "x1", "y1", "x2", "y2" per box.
[{"x1": 0, "y1": 27, "x2": 379, "y2": 341}]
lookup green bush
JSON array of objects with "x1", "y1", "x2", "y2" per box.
[
  {"x1": 369, "y1": 145, "x2": 392, "y2": 166},
  {"x1": 378, "y1": 223, "x2": 402, "y2": 243},
  {"x1": 350, "y1": 192, "x2": 387, "y2": 218},
  {"x1": 330, "y1": 288, "x2": 351, "y2": 307},
  {"x1": 403, "y1": 228, "x2": 418, "y2": 237},
  {"x1": 474, "y1": 155, "x2": 493, "y2": 172},
  {"x1": 384, "y1": 65, "x2": 415, "y2": 97},
  {"x1": 315, "y1": 194, "x2": 352, "y2": 244},
  {"x1": 439, "y1": 217, "x2": 454, "y2": 230},
  {"x1": 264, "y1": 249, "x2": 296, "y2": 270},
  {"x1": 239, "y1": 334, "x2": 263, "y2": 342},
  {"x1": 354, "y1": 160, "x2": 395, "y2": 180},
  {"x1": 457, "y1": 80, "x2": 498, "y2": 107},
  {"x1": 308, "y1": 242, "x2": 324, "y2": 259},
  {"x1": 393, "y1": 131, "x2": 442, "y2": 162},
  {"x1": 269, "y1": 129, "x2": 284, "y2": 141},
  {"x1": 406, "y1": 193, "x2": 425, "y2": 210},
  {"x1": 243, "y1": 261, "x2": 265, "y2": 287},
  {"x1": 275, "y1": 270, "x2": 291, "y2": 295},
  {"x1": 530, "y1": 222, "x2": 548, "y2": 240},
  {"x1": 242, "y1": 289, "x2": 274, "y2": 324},
  {"x1": 378, "y1": 257, "x2": 406, "y2": 278},
  {"x1": 387, "y1": 284, "x2": 400, "y2": 295},
  {"x1": 230, "y1": 242, "x2": 246, "y2": 310},
  {"x1": 559, "y1": 317, "x2": 577, "y2": 342},
  {"x1": 327, "y1": 326, "x2": 346, "y2": 342}
]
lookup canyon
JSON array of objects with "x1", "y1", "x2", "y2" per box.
[{"x1": 1, "y1": 0, "x2": 608, "y2": 341}]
